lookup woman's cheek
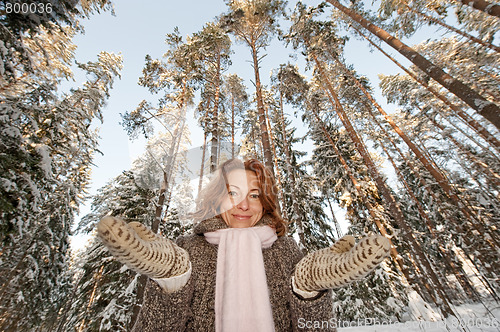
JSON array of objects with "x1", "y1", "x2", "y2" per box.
[{"x1": 219, "y1": 198, "x2": 233, "y2": 213}]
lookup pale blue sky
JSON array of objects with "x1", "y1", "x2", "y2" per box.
[{"x1": 68, "y1": 0, "x2": 438, "y2": 247}]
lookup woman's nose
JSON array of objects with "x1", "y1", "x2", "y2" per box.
[{"x1": 236, "y1": 196, "x2": 249, "y2": 210}]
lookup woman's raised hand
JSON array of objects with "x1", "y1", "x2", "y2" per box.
[
  {"x1": 97, "y1": 216, "x2": 190, "y2": 279},
  {"x1": 293, "y1": 235, "x2": 391, "y2": 292}
]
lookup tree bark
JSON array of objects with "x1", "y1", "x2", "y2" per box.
[
  {"x1": 251, "y1": 44, "x2": 276, "y2": 176},
  {"x1": 457, "y1": 0, "x2": 500, "y2": 18},
  {"x1": 351, "y1": 25, "x2": 500, "y2": 152},
  {"x1": 278, "y1": 90, "x2": 305, "y2": 247},
  {"x1": 198, "y1": 130, "x2": 208, "y2": 196},
  {"x1": 310, "y1": 109, "x2": 413, "y2": 288},
  {"x1": 327, "y1": 0, "x2": 500, "y2": 130},
  {"x1": 405, "y1": 5, "x2": 500, "y2": 53},
  {"x1": 312, "y1": 52, "x2": 456, "y2": 317},
  {"x1": 129, "y1": 274, "x2": 147, "y2": 332},
  {"x1": 210, "y1": 53, "x2": 222, "y2": 173}
]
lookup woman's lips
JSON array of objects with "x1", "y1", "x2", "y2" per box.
[{"x1": 232, "y1": 214, "x2": 251, "y2": 220}]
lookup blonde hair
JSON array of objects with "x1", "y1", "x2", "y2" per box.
[{"x1": 192, "y1": 158, "x2": 287, "y2": 236}]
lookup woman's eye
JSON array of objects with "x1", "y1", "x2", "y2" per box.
[
  {"x1": 249, "y1": 194, "x2": 260, "y2": 199},
  {"x1": 228, "y1": 191, "x2": 239, "y2": 197}
]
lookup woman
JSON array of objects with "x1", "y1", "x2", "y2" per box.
[{"x1": 97, "y1": 158, "x2": 390, "y2": 331}]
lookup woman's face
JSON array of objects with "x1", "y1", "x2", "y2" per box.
[{"x1": 220, "y1": 169, "x2": 264, "y2": 228}]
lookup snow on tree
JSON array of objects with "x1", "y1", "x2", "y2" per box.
[
  {"x1": 222, "y1": 73, "x2": 249, "y2": 158},
  {"x1": 63, "y1": 135, "x2": 197, "y2": 331},
  {"x1": 61, "y1": 170, "x2": 157, "y2": 331},
  {"x1": 0, "y1": 51, "x2": 122, "y2": 331},
  {"x1": 220, "y1": 0, "x2": 287, "y2": 174},
  {"x1": 0, "y1": 2, "x2": 121, "y2": 329},
  {"x1": 3, "y1": 0, "x2": 499, "y2": 329},
  {"x1": 189, "y1": 22, "x2": 232, "y2": 172}
]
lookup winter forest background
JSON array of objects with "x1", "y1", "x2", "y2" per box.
[{"x1": 1, "y1": 0, "x2": 499, "y2": 331}]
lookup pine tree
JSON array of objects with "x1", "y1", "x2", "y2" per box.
[
  {"x1": 189, "y1": 22, "x2": 232, "y2": 171},
  {"x1": 60, "y1": 170, "x2": 157, "y2": 331},
  {"x1": 308, "y1": 109, "x2": 410, "y2": 324},
  {"x1": 222, "y1": 73, "x2": 249, "y2": 158},
  {"x1": 1, "y1": 6, "x2": 119, "y2": 329},
  {"x1": 0, "y1": 49, "x2": 122, "y2": 331},
  {"x1": 221, "y1": 0, "x2": 287, "y2": 174},
  {"x1": 269, "y1": 64, "x2": 337, "y2": 251},
  {"x1": 324, "y1": 0, "x2": 500, "y2": 129},
  {"x1": 122, "y1": 27, "x2": 196, "y2": 233}
]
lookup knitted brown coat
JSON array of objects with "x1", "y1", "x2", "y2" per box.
[{"x1": 131, "y1": 216, "x2": 336, "y2": 331}]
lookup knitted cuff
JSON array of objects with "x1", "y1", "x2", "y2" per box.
[
  {"x1": 153, "y1": 262, "x2": 192, "y2": 293},
  {"x1": 291, "y1": 276, "x2": 320, "y2": 299}
]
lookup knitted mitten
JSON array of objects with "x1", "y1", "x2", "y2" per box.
[
  {"x1": 294, "y1": 235, "x2": 391, "y2": 292},
  {"x1": 97, "y1": 216, "x2": 190, "y2": 279}
]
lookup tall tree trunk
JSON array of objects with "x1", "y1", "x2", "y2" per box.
[
  {"x1": 457, "y1": 0, "x2": 500, "y2": 18},
  {"x1": 77, "y1": 265, "x2": 104, "y2": 332},
  {"x1": 352, "y1": 26, "x2": 500, "y2": 152},
  {"x1": 331, "y1": 56, "x2": 498, "y2": 246},
  {"x1": 198, "y1": 98, "x2": 212, "y2": 195},
  {"x1": 198, "y1": 130, "x2": 208, "y2": 196},
  {"x1": 405, "y1": 4, "x2": 500, "y2": 53},
  {"x1": 231, "y1": 93, "x2": 235, "y2": 158},
  {"x1": 263, "y1": 96, "x2": 282, "y2": 215},
  {"x1": 129, "y1": 274, "x2": 147, "y2": 332},
  {"x1": 250, "y1": 43, "x2": 275, "y2": 175},
  {"x1": 327, "y1": 0, "x2": 500, "y2": 129},
  {"x1": 151, "y1": 112, "x2": 186, "y2": 233},
  {"x1": 311, "y1": 52, "x2": 456, "y2": 317},
  {"x1": 326, "y1": 196, "x2": 343, "y2": 238},
  {"x1": 422, "y1": 111, "x2": 500, "y2": 186},
  {"x1": 310, "y1": 109, "x2": 412, "y2": 286},
  {"x1": 278, "y1": 90, "x2": 305, "y2": 247},
  {"x1": 210, "y1": 54, "x2": 222, "y2": 172}
]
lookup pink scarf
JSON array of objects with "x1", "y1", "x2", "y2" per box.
[{"x1": 204, "y1": 226, "x2": 278, "y2": 332}]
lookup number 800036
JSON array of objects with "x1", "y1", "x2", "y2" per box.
[{"x1": 5, "y1": 2, "x2": 53, "y2": 14}]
